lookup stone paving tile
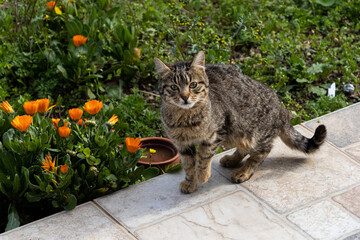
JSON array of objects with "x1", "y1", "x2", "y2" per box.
[
  {"x1": 333, "y1": 185, "x2": 360, "y2": 218},
  {"x1": 135, "y1": 191, "x2": 307, "y2": 240},
  {"x1": 0, "y1": 202, "x2": 136, "y2": 240},
  {"x1": 343, "y1": 142, "x2": 360, "y2": 162},
  {"x1": 95, "y1": 166, "x2": 237, "y2": 230},
  {"x1": 212, "y1": 126, "x2": 360, "y2": 214},
  {"x1": 304, "y1": 103, "x2": 360, "y2": 149},
  {"x1": 343, "y1": 232, "x2": 360, "y2": 240},
  {"x1": 287, "y1": 200, "x2": 360, "y2": 240}
]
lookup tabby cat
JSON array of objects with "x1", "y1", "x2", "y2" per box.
[{"x1": 154, "y1": 51, "x2": 327, "y2": 194}]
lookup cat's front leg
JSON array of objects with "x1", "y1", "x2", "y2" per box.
[
  {"x1": 178, "y1": 145, "x2": 198, "y2": 194},
  {"x1": 196, "y1": 139, "x2": 220, "y2": 184}
]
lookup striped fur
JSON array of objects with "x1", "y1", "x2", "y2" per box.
[{"x1": 154, "y1": 51, "x2": 327, "y2": 194}]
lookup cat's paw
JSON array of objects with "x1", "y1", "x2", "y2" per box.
[
  {"x1": 220, "y1": 155, "x2": 239, "y2": 168},
  {"x1": 197, "y1": 167, "x2": 211, "y2": 184},
  {"x1": 231, "y1": 167, "x2": 254, "y2": 183},
  {"x1": 180, "y1": 180, "x2": 197, "y2": 194}
]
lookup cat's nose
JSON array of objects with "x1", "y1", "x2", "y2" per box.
[{"x1": 180, "y1": 93, "x2": 189, "y2": 103}]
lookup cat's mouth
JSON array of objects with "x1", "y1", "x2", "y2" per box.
[
  {"x1": 179, "y1": 102, "x2": 196, "y2": 109},
  {"x1": 170, "y1": 99, "x2": 196, "y2": 109}
]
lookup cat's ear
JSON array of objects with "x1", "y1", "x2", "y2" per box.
[
  {"x1": 191, "y1": 51, "x2": 205, "y2": 70},
  {"x1": 154, "y1": 57, "x2": 171, "y2": 78}
]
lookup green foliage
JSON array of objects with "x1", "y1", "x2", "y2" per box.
[
  {"x1": 306, "y1": 94, "x2": 352, "y2": 118},
  {"x1": 0, "y1": 92, "x2": 161, "y2": 232},
  {"x1": 0, "y1": 0, "x2": 140, "y2": 103},
  {"x1": 1, "y1": 0, "x2": 358, "y2": 117}
]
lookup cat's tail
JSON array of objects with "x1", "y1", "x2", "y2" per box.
[{"x1": 280, "y1": 125, "x2": 327, "y2": 154}]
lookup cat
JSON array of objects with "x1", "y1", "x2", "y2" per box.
[{"x1": 154, "y1": 51, "x2": 327, "y2": 194}]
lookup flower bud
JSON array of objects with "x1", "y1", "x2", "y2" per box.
[
  {"x1": 89, "y1": 166, "x2": 99, "y2": 177},
  {"x1": 109, "y1": 180, "x2": 118, "y2": 189},
  {"x1": 85, "y1": 120, "x2": 97, "y2": 127},
  {"x1": 66, "y1": 149, "x2": 77, "y2": 157}
]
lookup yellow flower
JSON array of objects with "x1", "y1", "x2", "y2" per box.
[
  {"x1": 73, "y1": 35, "x2": 88, "y2": 47},
  {"x1": 23, "y1": 101, "x2": 38, "y2": 115},
  {"x1": 1, "y1": 101, "x2": 14, "y2": 114},
  {"x1": 37, "y1": 98, "x2": 55, "y2": 113},
  {"x1": 58, "y1": 126, "x2": 71, "y2": 138},
  {"x1": 54, "y1": 6, "x2": 62, "y2": 15},
  {"x1": 125, "y1": 137, "x2": 142, "y2": 153},
  {"x1": 41, "y1": 155, "x2": 57, "y2": 173},
  {"x1": 108, "y1": 114, "x2": 118, "y2": 125},
  {"x1": 44, "y1": 15, "x2": 49, "y2": 20},
  {"x1": 11, "y1": 115, "x2": 33, "y2": 132},
  {"x1": 149, "y1": 148, "x2": 156, "y2": 154},
  {"x1": 69, "y1": 108, "x2": 83, "y2": 121},
  {"x1": 83, "y1": 100, "x2": 103, "y2": 115}
]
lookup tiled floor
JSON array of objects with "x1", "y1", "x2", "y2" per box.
[{"x1": 1, "y1": 103, "x2": 360, "y2": 240}]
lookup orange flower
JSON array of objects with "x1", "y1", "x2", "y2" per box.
[
  {"x1": 11, "y1": 115, "x2": 33, "y2": 132},
  {"x1": 23, "y1": 101, "x2": 38, "y2": 115},
  {"x1": 60, "y1": 165, "x2": 69, "y2": 174},
  {"x1": 41, "y1": 155, "x2": 57, "y2": 173},
  {"x1": 37, "y1": 98, "x2": 55, "y2": 113},
  {"x1": 52, "y1": 118, "x2": 60, "y2": 129},
  {"x1": 58, "y1": 126, "x2": 71, "y2": 138},
  {"x1": 125, "y1": 137, "x2": 142, "y2": 153},
  {"x1": 72, "y1": 35, "x2": 88, "y2": 47},
  {"x1": 108, "y1": 114, "x2": 118, "y2": 125},
  {"x1": 69, "y1": 108, "x2": 83, "y2": 121},
  {"x1": 1, "y1": 101, "x2": 14, "y2": 114},
  {"x1": 78, "y1": 118, "x2": 87, "y2": 127},
  {"x1": 46, "y1": 1, "x2": 56, "y2": 11},
  {"x1": 83, "y1": 100, "x2": 103, "y2": 115}
]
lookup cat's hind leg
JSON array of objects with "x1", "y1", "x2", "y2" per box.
[
  {"x1": 220, "y1": 149, "x2": 247, "y2": 168},
  {"x1": 230, "y1": 139, "x2": 272, "y2": 183},
  {"x1": 231, "y1": 150, "x2": 269, "y2": 183}
]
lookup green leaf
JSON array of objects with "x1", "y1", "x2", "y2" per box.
[
  {"x1": 5, "y1": 204, "x2": 20, "y2": 232},
  {"x1": 296, "y1": 78, "x2": 311, "y2": 84},
  {"x1": 40, "y1": 133, "x2": 49, "y2": 145},
  {"x1": 28, "y1": 141, "x2": 38, "y2": 152},
  {"x1": 57, "y1": 65, "x2": 68, "y2": 79},
  {"x1": 25, "y1": 192, "x2": 43, "y2": 202},
  {"x1": 52, "y1": 200, "x2": 60, "y2": 208},
  {"x1": 3, "y1": 129, "x2": 15, "y2": 151},
  {"x1": 64, "y1": 15, "x2": 83, "y2": 36},
  {"x1": 315, "y1": 0, "x2": 336, "y2": 7},
  {"x1": 307, "y1": 63, "x2": 330, "y2": 75},
  {"x1": 83, "y1": 148, "x2": 91, "y2": 158},
  {"x1": 86, "y1": 156, "x2": 101, "y2": 166},
  {"x1": 165, "y1": 164, "x2": 182, "y2": 173},
  {"x1": 13, "y1": 173, "x2": 20, "y2": 193},
  {"x1": 309, "y1": 86, "x2": 327, "y2": 96},
  {"x1": 64, "y1": 194, "x2": 77, "y2": 210},
  {"x1": 142, "y1": 167, "x2": 159, "y2": 180}
]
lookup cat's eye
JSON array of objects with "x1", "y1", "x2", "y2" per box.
[
  {"x1": 189, "y1": 82, "x2": 198, "y2": 89},
  {"x1": 170, "y1": 85, "x2": 179, "y2": 91}
]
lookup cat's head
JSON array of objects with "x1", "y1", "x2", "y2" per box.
[{"x1": 154, "y1": 51, "x2": 209, "y2": 109}]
